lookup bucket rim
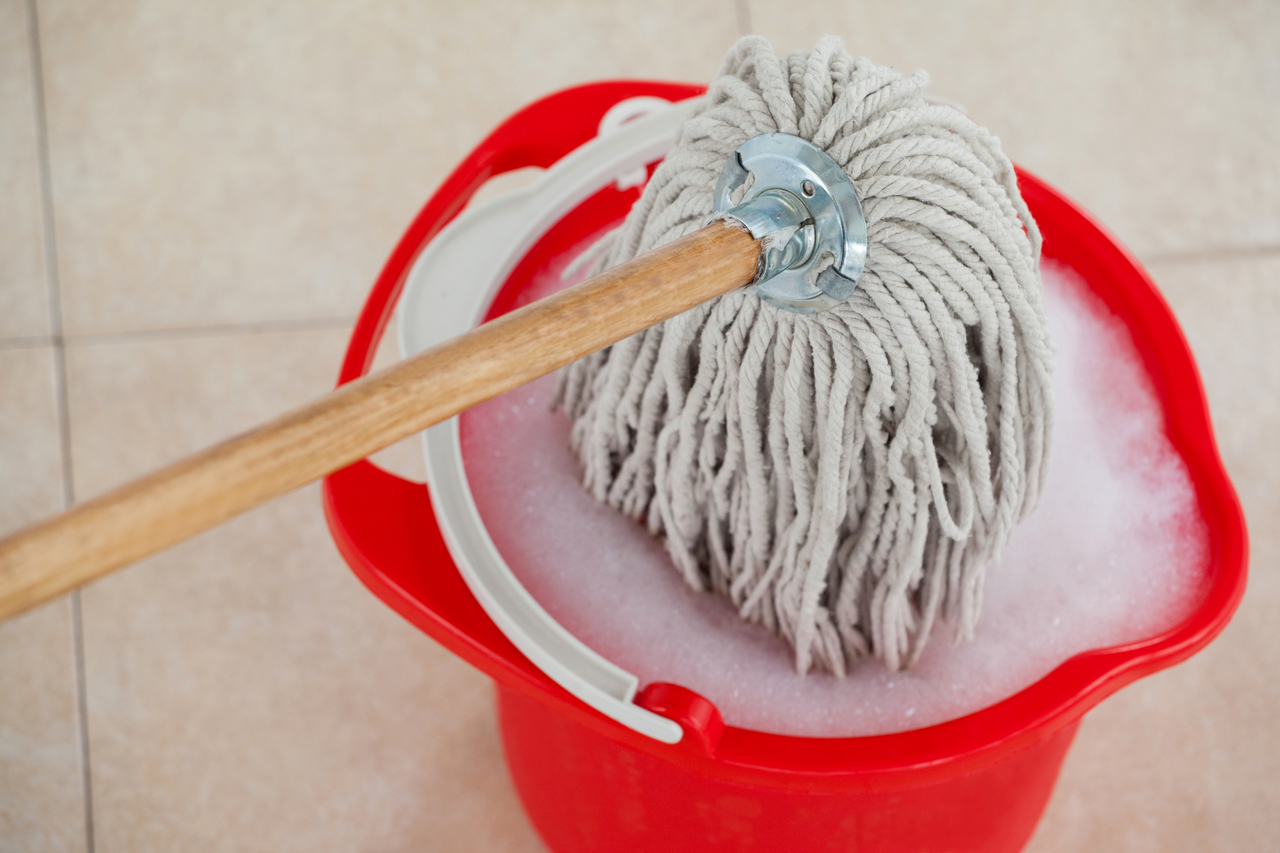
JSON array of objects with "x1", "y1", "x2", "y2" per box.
[{"x1": 322, "y1": 80, "x2": 1248, "y2": 791}]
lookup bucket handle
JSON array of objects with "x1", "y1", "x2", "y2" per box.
[{"x1": 325, "y1": 82, "x2": 715, "y2": 748}]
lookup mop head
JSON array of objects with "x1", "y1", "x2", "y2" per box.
[{"x1": 556, "y1": 35, "x2": 1053, "y2": 675}]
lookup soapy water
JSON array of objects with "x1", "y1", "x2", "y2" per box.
[{"x1": 457, "y1": 263, "x2": 1210, "y2": 737}]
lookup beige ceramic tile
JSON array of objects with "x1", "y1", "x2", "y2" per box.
[
  {"x1": 0, "y1": 0, "x2": 51, "y2": 341},
  {"x1": 37, "y1": 0, "x2": 738, "y2": 338},
  {"x1": 64, "y1": 327, "x2": 350, "y2": 499},
  {"x1": 1024, "y1": 254, "x2": 1280, "y2": 851},
  {"x1": 66, "y1": 328, "x2": 544, "y2": 851},
  {"x1": 745, "y1": 0, "x2": 1280, "y2": 261},
  {"x1": 0, "y1": 347, "x2": 86, "y2": 853},
  {"x1": 0, "y1": 347, "x2": 62, "y2": 529}
]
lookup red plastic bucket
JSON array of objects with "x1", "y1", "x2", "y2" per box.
[{"x1": 323, "y1": 82, "x2": 1247, "y2": 853}]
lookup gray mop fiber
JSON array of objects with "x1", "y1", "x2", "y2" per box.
[{"x1": 556, "y1": 36, "x2": 1053, "y2": 675}]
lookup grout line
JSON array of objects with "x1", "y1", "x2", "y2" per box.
[
  {"x1": 22, "y1": 0, "x2": 70, "y2": 509},
  {"x1": 735, "y1": 0, "x2": 753, "y2": 35},
  {"x1": 69, "y1": 590, "x2": 94, "y2": 853},
  {"x1": 0, "y1": 335, "x2": 55, "y2": 351},
  {"x1": 63, "y1": 315, "x2": 358, "y2": 347},
  {"x1": 1141, "y1": 243, "x2": 1280, "y2": 267},
  {"x1": 25, "y1": 1, "x2": 94, "y2": 852}
]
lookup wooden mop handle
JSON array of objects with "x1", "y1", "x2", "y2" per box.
[{"x1": 0, "y1": 224, "x2": 761, "y2": 623}]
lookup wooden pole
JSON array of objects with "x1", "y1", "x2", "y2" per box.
[{"x1": 0, "y1": 224, "x2": 760, "y2": 622}]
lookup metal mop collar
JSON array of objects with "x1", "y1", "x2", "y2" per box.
[{"x1": 557, "y1": 35, "x2": 1054, "y2": 675}]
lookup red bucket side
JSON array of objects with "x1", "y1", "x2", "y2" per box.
[{"x1": 498, "y1": 684, "x2": 1078, "y2": 853}]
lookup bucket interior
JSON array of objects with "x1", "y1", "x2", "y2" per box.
[{"x1": 452, "y1": 174, "x2": 1223, "y2": 739}]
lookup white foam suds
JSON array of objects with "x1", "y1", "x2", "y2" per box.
[{"x1": 457, "y1": 264, "x2": 1210, "y2": 737}]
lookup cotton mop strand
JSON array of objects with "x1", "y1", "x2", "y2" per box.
[{"x1": 556, "y1": 35, "x2": 1054, "y2": 676}]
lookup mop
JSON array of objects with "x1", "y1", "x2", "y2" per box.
[
  {"x1": 0, "y1": 39, "x2": 1052, "y2": 681},
  {"x1": 557, "y1": 36, "x2": 1053, "y2": 674}
]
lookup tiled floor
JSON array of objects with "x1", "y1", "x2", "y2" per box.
[{"x1": 1, "y1": 0, "x2": 1276, "y2": 850}]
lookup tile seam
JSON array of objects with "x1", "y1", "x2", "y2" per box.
[
  {"x1": 25, "y1": 1, "x2": 95, "y2": 851},
  {"x1": 1141, "y1": 244, "x2": 1280, "y2": 267},
  {"x1": 62, "y1": 315, "x2": 358, "y2": 347},
  {"x1": 0, "y1": 335, "x2": 56, "y2": 351}
]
